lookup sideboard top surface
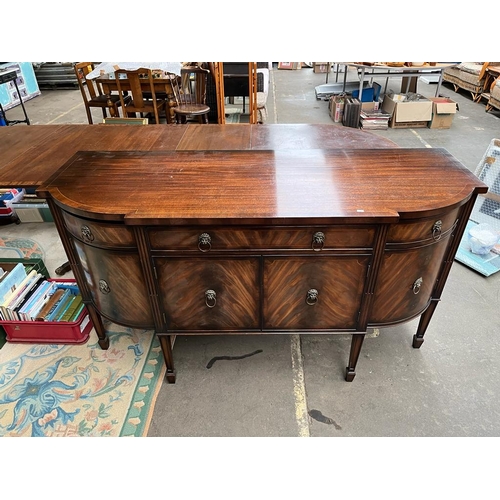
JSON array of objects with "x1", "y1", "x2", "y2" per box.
[{"x1": 37, "y1": 148, "x2": 487, "y2": 225}]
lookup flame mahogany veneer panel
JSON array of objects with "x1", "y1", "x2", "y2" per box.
[
  {"x1": 155, "y1": 257, "x2": 260, "y2": 331},
  {"x1": 73, "y1": 240, "x2": 154, "y2": 328},
  {"x1": 370, "y1": 236, "x2": 453, "y2": 325},
  {"x1": 263, "y1": 256, "x2": 370, "y2": 330},
  {"x1": 148, "y1": 226, "x2": 376, "y2": 251}
]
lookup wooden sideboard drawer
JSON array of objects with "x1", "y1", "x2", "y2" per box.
[
  {"x1": 63, "y1": 211, "x2": 136, "y2": 248},
  {"x1": 386, "y1": 209, "x2": 460, "y2": 245},
  {"x1": 155, "y1": 257, "x2": 260, "y2": 331},
  {"x1": 148, "y1": 226, "x2": 376, "y2": 252},
  {"x1": 263, "y1": 255, "x2": 370, "y2": 330}
]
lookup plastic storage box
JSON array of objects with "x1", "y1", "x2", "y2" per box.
[
  {"x1": 0, "y1": 257, "x2": 50, "y2": 279},
  {"x1": 0, "y1": 279, "x2": 93, "y2": 344}
]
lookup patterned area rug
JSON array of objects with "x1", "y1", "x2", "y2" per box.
[
  {"x1": 0, "y1": 236, "x2": 45, "y2": 260},
  {"x1": 0, "y1": 323, "x2": 165, "y2": 437}
]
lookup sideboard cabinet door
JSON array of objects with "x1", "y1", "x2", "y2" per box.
[
  {"x1": 263, "y1": 256, "x2": 370, "y2": 330},
  {"x1": 369, "y1": 237, "x2": 452, "y2": 325},
  {"x1": 155, "y1": 257, "x2": 260, "y2": 331},
  {"x1": 73, "y1": 240, "x2": 155, "y2": 328}
]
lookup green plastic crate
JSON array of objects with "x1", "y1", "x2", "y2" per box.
[{"x1": 0, "y1": 257, "x2": 50, "y2": 279}]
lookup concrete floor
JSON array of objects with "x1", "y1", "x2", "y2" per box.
[{"x1": 2, "y1": 64, "x2": 500, "y2": 437}]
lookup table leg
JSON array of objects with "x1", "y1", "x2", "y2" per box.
[
  {"x1": 359, "y1": 68, "x2": 365, "y2": 101},
  {"x1": 105, "y1": 94, "x2": 117, "y2": 117},
  {"x1": 345, "y1": 333, "x2": 365, "y2": 382},
  {"x1": 436, "y1": 71, "x2": 444, "y2": 97},
  {"x1": 159, "y1": 335, "x2": 176, "y2": 383},
  {"x1": 13, "y1": 79, "x2": 30, "y2": 125}
]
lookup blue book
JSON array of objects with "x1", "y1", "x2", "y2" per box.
[
  {"x1": 0, "y1": 263, "x2": 27, "y2": 305},
  {"x1": 53, "y1": 292, "x2": 78, "y2": 321},
  {"x1": 3, "y1": 270, "x2": 40, "y2": 320},
  {"x1": 46, "y1": 289, "x2": 72, "y2": 322}
]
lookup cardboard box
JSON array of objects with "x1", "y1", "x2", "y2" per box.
[
  {"x1": 12, "y1": 200, "x2": 54, "y2": 222},
  {"x1": 389, "y1": 120, "x2": 428, "y2": 129},
  {"x1": 428, "y1": 97, "x2": 458, "y2": 129},
  {"x1": 361, "y1": 101, "x2": 379, "y2": 112},
  {"x1": 382, "y1": 94, "x2": 432, "y2": 128},
  {"x1": 314, "y1": 62, "x2": 330, "y2": 74},
  {"x1": 278, "y1": 62, "x2": 301, "y2": 70},
  {"x1": 329, "y1": 95, "x2": 345, "y2": 123}
]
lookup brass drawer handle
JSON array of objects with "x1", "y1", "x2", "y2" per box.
[
  {"x1": 312, "y1": 231, "x2": 325, "y2": 251},
  {"x1": 432, "y1": 220, "x2": 442, "y2": 241},
  {"x1": 412, "y1": 277, "x2": 423, "y2": 295},
  {"x1": 198, "y1": 233, "x2": 212, "y2": 252},
  {"x1": 205, "y1": 289, "x2": 217, "y2": 308},
  {"x1": 306, "y1": 288, "x2": 319, "y2": 306},
  {"x1": 81, "y1": 224, "x2": 94, "y2": 242},
  {"x1": 99, "y1": 279, "x2": 110, "y2": 294}
]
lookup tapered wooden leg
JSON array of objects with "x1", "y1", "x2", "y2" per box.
[
  {"x1": 85, "y1": 303, "x2": 109, "y2": 350},
  {"x1": 159, "y1": 335, "x2": 176, "y2": 383},
  {"x1": 345, "y1": 333, "x2": 365, "y2": 382},
  {"x1": 413, "y1": 300, "x2": 439, "y2": 348}
]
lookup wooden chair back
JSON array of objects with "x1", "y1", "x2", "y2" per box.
[
  {"x1": 74, "y1": 62, "x2": 104, "y2": 104},
  {"x1": 170, "y1": 66, "x2": 209, "y2": 107},
  {"x1": 114, "y1": 68, "x2": 165, "y2": 124},
  {"x1": 167, "y1": 65, "x2": 211, "y2": 123}
]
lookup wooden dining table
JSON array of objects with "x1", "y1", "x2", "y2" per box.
[
  {"x1": 96, "y1": 74, "x2": 178, "y2": 123},
  {"x1": 0, "y1": 123, "x2": 397, "y2": 188}
]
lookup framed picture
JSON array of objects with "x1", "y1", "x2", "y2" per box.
[{"x1": 278, "y1": 62, "x2": 294, "y2": 70}]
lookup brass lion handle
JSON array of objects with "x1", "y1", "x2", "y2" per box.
[
  {"x1": 99, "y1": 279, "x2": 110, "y2": 294},
  {"x1": 306, "y1": 288, "x2": 319, "y2": 306},
  {"x1": 312, "y1": 232, "x2": 325, "y2": 251},
  {"x1": 432, "y1": 220, "x2": 442, "y2": 241},
  {"x1": 81, "y1": 225, "x2": 94, "y2": 243},
  {"x1": 412, "y1": 277, "x2": 423, "y2": 295},
  {"x1": 198, "y1": 233, "x2": 212, "y2": 252},
  {"x1": 205, "y1": 289, "x2": 217, "y2": 308}
]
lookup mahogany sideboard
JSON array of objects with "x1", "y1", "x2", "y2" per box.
[{"x1": 36, "y1": 148, "x2": 487, "y2": 383}]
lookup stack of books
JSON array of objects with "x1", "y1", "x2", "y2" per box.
[
  {"x1": 359, "y1": 109, "x2": 391, "y2": 130},
  {"x1": 0, "y1": 263, "x2": 83, "y2": 322}
]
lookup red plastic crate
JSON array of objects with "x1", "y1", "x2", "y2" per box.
[{"x1": 1, "y1": 279, "x2": 93, "y2": 345}]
